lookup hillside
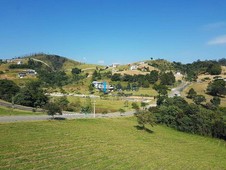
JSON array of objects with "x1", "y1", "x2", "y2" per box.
[{"x1": 1, "y1": 117, "x2": 226, "y2": 169}]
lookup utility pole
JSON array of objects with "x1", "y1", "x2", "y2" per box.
[{"x1": 93, "y1": 99, "x2": 96, "y2": 118}]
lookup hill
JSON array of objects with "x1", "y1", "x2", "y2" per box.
[{"x1": 1, "y1": 117, "x2": 226, "y2": 169}]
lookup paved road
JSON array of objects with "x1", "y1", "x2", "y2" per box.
[
  {"x1": 0, "y1": 111, "x2": 135, "y2": 123},
  {"x1": 168, "y1": 81, "x2": 190, "y2": 98}
]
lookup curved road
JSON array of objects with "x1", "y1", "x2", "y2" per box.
[
  {"x1": 168, "y1": 81, "x2": 190, "y2": 98},
  {"x1": 0, "y1": 111, "x2": 135, "y2": 123}
]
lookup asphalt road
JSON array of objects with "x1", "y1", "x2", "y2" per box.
[
  {"x1": 0, "y1": 111, "x2": 135, "y2": 123},
  {"x1": 168, "y1": 81, "x2": 190, "y2": 98}
]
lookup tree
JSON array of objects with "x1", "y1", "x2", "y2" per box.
[
  {"x1": 193, "y1": 95, "x2": 206, "y2": 105},
  {"x1": 71, "y1": 68, "x2": 81, "y2": 75},
  {"x1": 132, "y1": 102, "x2": 140, "y2": 110},
  {"x1": 207, "y1": 63, "x2": 222, "y2": 75},
  {"x1": 14, "y1": 81, "x2": 48, "y2": 107},
  {"x1": 111, "y1": 73, "x2": 121, "y2": 81},
  {"x1": 141, "y1": 102, "x2": 148, "y2": 109},
  {"x1": 119, "y1": 108, "x2": 125, "y2": 116},
  {"x1": 126, "y1": 83, "x2": 131, "y2": 91},
  {"x1": 153, "y1": 84, "x2": 168, "y2": 96},
  {"x1": 45, "y1": 102, "x2": 62, "y2": 118},
  {"x1": 160, "y1": 72, "x2": 175, "y2": 85},
  {"x1": 55, "y1": 96, "x2": 69, "y2": 110},
  {"x1": 187, "y1": 88, "x2": 197, "y2": 99},
  {"x1": 134, "y1": 110, "x2": 156, "y2": 129},
  {"x1": 149, "y1": 70, "x2": 159, "y2": 84},
  {"x1": 207, "y1": 79, "x2": 226, "y2": 96},
  {"x1": 0, "y1": 79, "x2": 20, "y2": 102},
  {"x1": 210, "y1": 96, "x2": 221, "y2": 106}
]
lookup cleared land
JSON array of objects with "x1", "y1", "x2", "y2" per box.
[{"x1": 1, "y1": 117, "x2": 226, "y2": 169}]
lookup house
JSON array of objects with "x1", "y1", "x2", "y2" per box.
[
  {"x1": 17, "y1": 61, "x2": 23, "y2": 65},
  {"x1": 18, "y1": 72, "x2": 26, "y2": 78},
  {"x1": 92, "y1": 81, "x2": 114, "y2": 92},
  {"x1": 26, "y1": 69, "x2": 37, "y2": 75},
  {"x1": 130, "y1": 65, "x2": 137, "y2": 70},
  {"x1": 112, "y1": 63, "x2": 120, "y2": 68}
]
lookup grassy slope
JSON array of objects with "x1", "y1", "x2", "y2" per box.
[
  {"x1": 1, "y1": 117, "x2": 226, "y2": 170},
  {"x1": 0, "y1": 106, "x2": 44, "y2": 116},
  {"x1": 181, "y1": 70, "x2": 226, "y2": 106},
  {"x1": 66, "y1": 96, "x2": 132, "y2": 113}
]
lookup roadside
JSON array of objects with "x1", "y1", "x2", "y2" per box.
[
  {"x1": 168, "y1": 81, "x2": 190, "y2": 98},
  {"x1": 0, "y1": 111, "x2": 135, "y2": 123}
]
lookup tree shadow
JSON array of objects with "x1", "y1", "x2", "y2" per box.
[
  {"x1": 134, "y1": 125, "x2": 154, "y2": 133},
  {"x1": 50, "y1": 117, "x2": 67, "y2": 121}
]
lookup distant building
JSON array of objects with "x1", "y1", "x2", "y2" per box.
[
  {"x1": 18, "y1": 72, "x2": 26, "y2": 78},
  {"x1": 17, "y1": 61, "x2": 23, "y2": 65},
  {"x1": 130, "y1": 65, "x2": 138, "y2": 70},
  {"x1": 26, "y1": 69, "x2": 37, "y2": 75},
  {"x1": 112, "y1": 63, "x2": 120, "y2": 68},
  {"x1": 92, "y1": 81, "x2": 114, "y2": 92}
]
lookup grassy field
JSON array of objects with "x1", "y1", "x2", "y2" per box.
[
  {"x1": 0, "y1": 106, "x2": 44, "y2": 116},
  {"x1": 1, "y1": 117, "x2": 226, "y2": 169},
  {"x1": 66, "y1": 96, "x2": 133, "y2": 113}
]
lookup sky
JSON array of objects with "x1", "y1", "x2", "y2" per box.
[{"x1": 0, "y1": 0, "x2": 226, "y2": 65}]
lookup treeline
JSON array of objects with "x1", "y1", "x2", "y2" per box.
[
  {"x1": 0, "y1": 79, "x2": 48, "y2": 108},
  {"x1": 110, "y1": 70, "x2": 175, "y2": 88},
  {"x1": 149, "y1": 96, "x2": 226, "y2": 140},
  {"x1": 173, "y1": 59, "x2": 225, "y2": 81}
]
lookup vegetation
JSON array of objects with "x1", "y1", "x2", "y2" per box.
[
  {"x1": 1, "y1": 118, "x2": 226, "y2": 169},
  {"x1": 134, "y1": 110, "x2": 156, "y2": 129},
  {"x1": 45, "y1": 102, "x2": 62, "y2": 117},
  {"x1": 207, "y1": 79, "x2": 226, "y2": 96},
  {"x1": 14, "y1": 81, "x2": 48, "y2": 107},
  {"x1": 0, "y1": 106, "x2": 44, "y2": 116},
  {"x1": 151, "y1": 96, "x2": 226, "y2": 140},
  {"x1": 0, "y1": 79, "x2": 20, "y2": 102}
]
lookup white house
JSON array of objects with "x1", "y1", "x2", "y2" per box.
[
  {"x1": 130, "y1": 65, "x2": 138, "y2": 70},
  {"x1": 92, "y1": 81, "x2": 114, "y2": 91},
  {"x1": 112, "y1": 63, "x2": 120, "y2": 68}
]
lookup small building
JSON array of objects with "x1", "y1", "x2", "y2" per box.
[
  {"x1": 112, "y1": 63, "x2": 120, "y2": 68},
  {"x1": 18, "y1": 72, "x2": 26, "y2": 78},
  {"x1": 26, "y1": 69, "x2": 37, "y2": 75},
  {"x1": 17, "y1": 61, "x2": 23, "y2": 65},
  {"x1": 130, "y1": 65, "x2": 138, "y2": 70},
  {"x1": 92, "y1": 81, "x2": 114, "y2": 92}
]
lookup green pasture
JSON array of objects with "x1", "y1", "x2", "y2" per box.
[
  {"x1": 0, "y1": 106, "x2": 44, "y2": 116},
  {"x1": 67, "y1": 96, "x2": 133, "y2": 113},
  {"x1": 0, "y1": 117, "x2": 226, "y2": 169}
]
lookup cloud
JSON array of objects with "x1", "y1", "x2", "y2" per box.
[
  {"x1": 203, "y1": 22, "x2": 226, "y2": 30},
  {"x1": 207, "y1": 35, "x2": 226, "y2": 45},
  {"x1": 98, "y1": 60, "x2": 105, "y2": 64}
]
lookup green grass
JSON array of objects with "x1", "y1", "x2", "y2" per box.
[
  {"x1": 0, "y1": 107, "x2": 44, "y2": 116},
  {"x1": 67, "y1": 96, "x2": 132, "y2": 113},
  {"x1": 1, "y1": 117, "x2": 226, "y2": 169}
]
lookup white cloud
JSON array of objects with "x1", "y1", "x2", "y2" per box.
[
  {"x1": 207, "y1": 35, "x2": 226, "y2": 45},
  {"x1": 98, "y1": 60, "x2": 105, "y2": 64},
  {"x1": 203, "y1": 22, "x2": 226, "y2": 30}
]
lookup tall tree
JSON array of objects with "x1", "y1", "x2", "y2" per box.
[
  {"x1": 0, "y1": 79, "x2": 20, "y2": 102},
  {"x1": 207, "y1": 79, "x2": 226, "y2": 96},
  {"x1": 187, "y1": 88, "x2": 197, "y2": 99}
]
